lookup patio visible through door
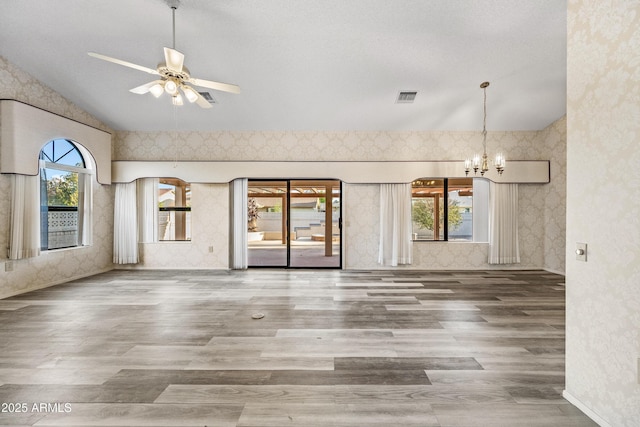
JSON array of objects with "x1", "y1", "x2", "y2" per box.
[{"x1": 247, "y1": 180, "x2": 341, "y2": 268}]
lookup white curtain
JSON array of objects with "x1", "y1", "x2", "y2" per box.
[
  {"x1": 489, "y1": 182, "x2": 520, "y2": 264},
  {"x1": 113, "y1": 182, "x2": 138, "y2": 264},
  {"x1": 78, "y1": 172, "x2": 93, "y2": 246},
  {"x1": 230, "y1": 178, "x2": 248, "y2": 269},
  {"x1": 378, "y1": 183, "x2": 413, "y2": 266},
  {"x1": 137, "y1": 178, "x2": 158, "y2": 243},
  {"x1": 9, "y1": 174, "x2": 41, "y2": 260}
]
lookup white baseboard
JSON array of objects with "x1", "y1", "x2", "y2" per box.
[
  {"x1": 1, "y1": 266, "x2": 114, "y2": 299},
  {"x1": 544, "y1": 267, "x2": 565, "y2": 276},
  {"x1": 562, "y1": 390, "x2": 611, "y2": 427}
]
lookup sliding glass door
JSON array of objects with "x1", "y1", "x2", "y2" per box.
[
  {"x1": 289, "y1": 180, "x2": 341, "y2": 268},
  {"x1": 247, "y1": 181, "x2": 288, "y2": 267},
  {"x1": 247, "y1": 179, "x2": 341, "y2": 268}
]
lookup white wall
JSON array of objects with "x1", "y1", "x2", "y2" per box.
[
  {"x1": 565, "y1": 1, "x2": 640, "y2": 426},
  {"x1": 0, "y1": 56, "x2": 114, "y2": 299}
]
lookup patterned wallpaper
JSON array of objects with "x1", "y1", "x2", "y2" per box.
[
  {"x1": 0, "y1": 56, "x2": 114, "y2": 299},
  {"x1": 133, "y1": 183, "x2": 229, "y2": 270},
  {"x1": 542, "y1": 117, "x2": 567, "y2": 274},
  {"x1": 344, "y1": 180, "x2": 550, "y2": 271},
  {"x1": 114, "y1": 129, "x2": 546, "y2": 162},
  {"x1": 0, "y1": 57, "x2": 111, "y2": 134},
  {"x1": 566, "y1": 1, "x2": 640, "y2": 426},
  {"x1": 116, "y1": 120, "x2": 566, "y2": 272},
  {"x1": 343, "y1": 184, "x2": 380, "y2": 269}
]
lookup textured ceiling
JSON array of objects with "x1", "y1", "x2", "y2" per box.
[{"x1": 0, "y1": 0, "x2": 567, "y2": 131}]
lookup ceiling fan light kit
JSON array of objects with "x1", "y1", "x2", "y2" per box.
[
  {"x1": 149, "y1": 83, "x2": 164, "y2": 98},
  {"x1": 88, "y1": 0, "x2": 240, "y2": 109},
  {"x1": 164, "y1": 79, "x2": 178, "y2": 96},
  {"x1": 182, "y1": 85, "x2": 199, "y2": 103}
]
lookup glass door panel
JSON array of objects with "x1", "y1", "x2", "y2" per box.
[
  {"x1": 289, "y1": 180, "x2": 341, "y2": 268},
  {"x1": 248, "y1": 180, "x2": 288, "y2": 267},
  {"x1": 411, "y1": 178, "x2": 445, "y2": 240}
]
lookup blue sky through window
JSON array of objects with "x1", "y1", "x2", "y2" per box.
[{"x1": 40, "y1": 139, "x2": 84, "y2": 167}]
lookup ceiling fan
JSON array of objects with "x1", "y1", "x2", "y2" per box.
[{"x1": 88, "y1": 0, "x2": 240, "y2": 109}]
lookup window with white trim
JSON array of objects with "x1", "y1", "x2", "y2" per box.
[{"x1": 39, "y1": 139, "x2": 92, "y2": 250}]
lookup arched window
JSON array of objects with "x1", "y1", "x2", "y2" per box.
[{"x1": 39, "y1": 139, "x2": 92, "y2": 250}]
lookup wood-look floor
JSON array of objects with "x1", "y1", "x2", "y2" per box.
[{"x1": 0, "y1": 269, "x2": 598, "y2": 426}]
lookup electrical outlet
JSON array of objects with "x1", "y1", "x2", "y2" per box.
[
  {"x1": 5, "y1": 261, "x2": 13, "y2": 272},
  {"x1": 208, "y1": 246, "x2": 214, "y2": 253}
]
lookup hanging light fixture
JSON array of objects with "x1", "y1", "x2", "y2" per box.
[{"x1": 465, "y1": 82, "x2": 505, "y2": 176}]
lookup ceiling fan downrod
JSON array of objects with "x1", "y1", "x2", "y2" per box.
[{"x1": 166, "y1": 0, "x2": 180, "y2": 50}]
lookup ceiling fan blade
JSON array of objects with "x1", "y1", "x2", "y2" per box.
[
  {"x1": 130, "y1": 80, "x2": 163, "y2": 94},
  {"x1": 88, "y1": 52, "x2": 159, "y2": 75},
  {"x1": 194, "y1": 91, "x2": 213, "y2": 109},
  {"x1": 188, "y1": 77, "x2": 241, "y2": 94},
  {"x1": 164, "y1": 47, "x2": 184, "y2": 72}
]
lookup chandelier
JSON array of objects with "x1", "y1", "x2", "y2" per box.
[{"x1": 464, "y1": 82, "x2": 505, "y2": 176}]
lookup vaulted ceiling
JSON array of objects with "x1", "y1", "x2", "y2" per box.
[{"x1": 0, "y1": 0, "x2": 566, "y2": 132}]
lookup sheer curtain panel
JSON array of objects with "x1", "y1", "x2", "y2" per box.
[
  {"x1": 9, "y1": 174, "x2": 40, "y2": 259},
  {"x1": 78, "y1": 173, "x2": 93, "y2": 246},
  {"x1": 113, "y1": 182, "x2": 138, "y2": 264},
  {"x1": 489, "y1": 182, "x2": 520, "y2": 264},
  {"x1": 378, "y1": 183, "x2": 413, "y2": 266},
  {"x1": 230, "y1": 179, "x2": 248, "y2": 269},
  {"x1": 137, "y1": 178, "x2": 158, "y2": 243}
]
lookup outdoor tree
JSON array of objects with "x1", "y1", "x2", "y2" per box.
[
  {"x1": 412, "y1": 198, "x2": 463, "y2": 231},
  {"x1": 247, "y1": 198, "x2": 260, "y2": 231},
  {"x1": 47, "y1": 172, "x2": 78, "y2": 206}
]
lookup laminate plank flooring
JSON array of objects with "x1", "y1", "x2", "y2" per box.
[{"x1": 0, "y1": 269, "x2": 599, "y2": 426}]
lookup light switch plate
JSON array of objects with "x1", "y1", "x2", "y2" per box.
[{"x1": 575, "y1": 242, "x2": 587, "y2": 262}]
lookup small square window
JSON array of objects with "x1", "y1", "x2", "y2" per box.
[
  {"x1": 158, "y1": 178, "x2": 191, "y2": 241},
  {"x1": 411, "y1": 178, "x2": 475, "y2": 241}
]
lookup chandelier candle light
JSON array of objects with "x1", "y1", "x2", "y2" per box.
[{"x1": 464, "y1": 81, "x2": 505, "y2": 176}]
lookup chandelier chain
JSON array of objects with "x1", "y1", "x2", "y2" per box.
[
  {"x1": 463, "y1": 81, "x2": 505, "y2": 176},
  {"x1": 482, "y1": 85, "x2": 487, "y2": 154}
]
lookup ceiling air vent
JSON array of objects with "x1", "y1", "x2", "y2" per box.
[
  {"x1": 396, "y1": 91, "x2": 417, "y2": 104},
  {"x1": 199, "y1": 92, "x2": 217, "y2": 104}
]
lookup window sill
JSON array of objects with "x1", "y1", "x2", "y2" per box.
[
  {"x1": 43, "y1": 245, "x2": 90, "y2": 254},
  {"x1": 412, "y1": 240, "x2": 487, "y2": 243}
]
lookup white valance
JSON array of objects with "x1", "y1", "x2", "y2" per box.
[
  {"x1": 0, "y1": 100, "x2": 112, "y2": 184},
  {"x1": 111, "y1": 160, "x2": 550, "y2": 185}
]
